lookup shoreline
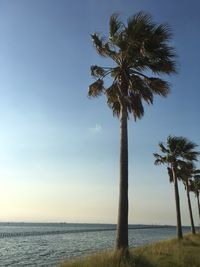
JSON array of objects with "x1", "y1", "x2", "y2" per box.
[{"x1": 60, "y1": 233, "x2": 200, "y2": 267}]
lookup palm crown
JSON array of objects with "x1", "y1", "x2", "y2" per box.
[
  {"x1": 154, "y1": 136, "x2": 200, "y2": 167},
  {"x1": 176, "y1": 162, "x2": 200, "y2": 186},
  {"x1": 190, "y1": 175, "x2": 200, "y2": 195},
  {"x1": 88, "y1": 12, "x2": 177, "y2": 119}
]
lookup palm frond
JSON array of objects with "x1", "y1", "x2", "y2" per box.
[
  {"x1": 109, "y1": 13, "x2": 123, "y2": 39},
  {"x1": 153, "y1": 153, "x2": 167, "y2": 165},
  {"x1": 167, "y1": 135, "x2": 178, "y2": 153},
  {"x1": 91, "y1": 33, "x2": 105, "y2": 56},
  {"x1": 181, "y1": 151, "x2": 199, "y2": 161},
  {"x1": 107, "y1": 97, "x2": 121, "y2": 118},
  {"x1": 193, "y1": 169, "x2": 200, "y2": 175},
  {"x1": 154, "y1": 23, "x2": 173, "y2": 42},
  {"x1": 147, "y1": 78, "x2": 170, "y2": 97},
  {"x1": 158, "y1": 142, "x2": 170, "y2": 154},
  {"x1": 129, "y1": 75, "x2": 153, "y2": 104},
  {"x1": 106, "y1": 83, "x2": 121, "y2": 117},
  {"x1": 91, "y1": 33, "x2": 118, "y2": 60},
  {"x1": 127, "y1": 11, "x2": 155, "y2": 39},
  {"x1": 149, "y1": 58, "x2": 177, "y2": 75},
  {"x1": 110, "y1": 67, "x2": 120, "y2": 78},
  {"x1": 91, "y1": 65, "x2": 106, "y2": 78},
  {"x1": 129, "y1": 93, "x2": 144, "y2": 120},
  {"x1": 138, "y1": 86, "x2": 153, "y2": 105},
  {"x1": 88, "y1": 79, "x2": 104, "y2": 98},
  {"x1": 167, "y1": 167, "x2": 173, "y2": 183},
  {"x1": 182, "y1": 139, "x2": 198, "y2": 152}
]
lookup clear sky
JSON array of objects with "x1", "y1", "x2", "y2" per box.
[{"x1": 0, "y1": 0, "x2": 200, "y2": 225}]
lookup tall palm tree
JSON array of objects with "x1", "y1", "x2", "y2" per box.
[
  {"x1": 153, "y1": 136, "x2": 199, "y2": 239},
  {"x1": 177, "y1": 162, "x2": 200, "y2": 234},
  {"x1": 88, "y1": 12, "x2": 177, "y2": 250},
  {"x1": 190, "y1": 176, "x2": 200, "y2": 225}
]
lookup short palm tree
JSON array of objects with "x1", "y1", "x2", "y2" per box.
[
  {"x1": 88, "y1": 12, "x2": 177, "y2": 250},
  {"x1": 177, "y1": 162, "x2": 200, "y2": 234},
  {"x1": 153, "y1": 136, "x2": 199, "y2": 239},
  {"x1": 190, "y1": 176, "x2": 200, "y2": 225}
]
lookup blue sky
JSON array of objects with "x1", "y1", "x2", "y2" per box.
[{"x1": 0, "y1": 0, "x2": 200, "y2": 225}]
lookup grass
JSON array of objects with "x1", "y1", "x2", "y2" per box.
[{"x1": 60, "y1": 233, "x2": 200, "y2": 267}]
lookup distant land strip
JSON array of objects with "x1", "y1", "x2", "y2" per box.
[{"x1": 0, "y1": 225, "x2": 174, "y2": 239}]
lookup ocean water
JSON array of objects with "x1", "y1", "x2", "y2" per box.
[{"x1": 0, "y1": 223, "x2": 190, "y2": 267}]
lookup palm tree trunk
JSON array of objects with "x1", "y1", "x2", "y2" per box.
[
  {"x1": 197, "y1": 192, "x2": 200, "y2": 224},
  {"x1": 186, "y1": 180, "x2": 195, "y2": 234},
  {"x1": 116, "y1": 105, "x2": 128, "y2": 250},
  {"x1": 172, "y1": 166, "x2": 183, "y2": 239}
]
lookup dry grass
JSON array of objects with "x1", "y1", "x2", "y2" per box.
[{"x1": 60, "y1": 233, "x2": 200, "y2": 267}]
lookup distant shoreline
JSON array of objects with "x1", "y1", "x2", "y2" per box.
[
  {"x1": 0, "y1": 222, "x2": 192, "y2": 239},
  {"x1": 0, "y1": 223, "x2": 178, "y2": 238},
  {"x1": 0, "y1": 221, "x2": 179, "y2": 227}
]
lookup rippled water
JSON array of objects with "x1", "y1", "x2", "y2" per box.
[{"x1": 0, "y1": 223, "x2": 190, "y2": 267}]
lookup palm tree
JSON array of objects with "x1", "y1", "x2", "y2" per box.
[
  {"x1": 190, "y1": 176, "x2": 200, "y2": 225},
  {"x1": 177, "y1": 162, "x2": 200, "y2": 234},
  {"x1": 88, "y1": 12, "x2": 177, "y2": 250},
  {"x1": 153, "y1": 136, "x2": 199, "y2": 239}
]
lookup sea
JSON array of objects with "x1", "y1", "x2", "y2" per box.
[{"x1": 0, "y1": 223, "x2": 191, "y2": 267}]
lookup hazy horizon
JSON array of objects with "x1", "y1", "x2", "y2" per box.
[{"x1": 0, "y1": 221, "x2": 188, "y2": 227}]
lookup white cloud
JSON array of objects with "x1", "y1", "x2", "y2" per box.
[{"x1": 89, "y1": 124, "x2": 103, "y2": 135}]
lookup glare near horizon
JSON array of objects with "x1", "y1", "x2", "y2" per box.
[{"x1": 0, "y1": 0, "x2": 200, "y2": 226}]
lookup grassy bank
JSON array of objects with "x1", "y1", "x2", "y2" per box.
[{"x1": 60, "y1": 233, "x2": 200, "y2": 267}]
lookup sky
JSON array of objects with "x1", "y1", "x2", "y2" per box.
[{"x1": 0, "y1": 0, "x2": 200, "y2": 225}]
